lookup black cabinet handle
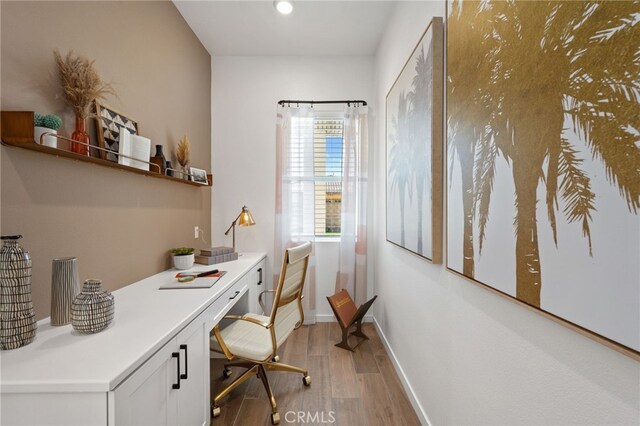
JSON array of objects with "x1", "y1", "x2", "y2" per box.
[
  {"x1": 257, "y1": 268, "x2": 263, "y2": 286},
  {"x1": 180, "y1": 344, "x2": 188, "y2": 380},
  {"x1": 229, "y1": 290, "x2": 240, "y2": 300},
  {"x1": 172, "y1": 352, "x2": 181, "y2": 389}
]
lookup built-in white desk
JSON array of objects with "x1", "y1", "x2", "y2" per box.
[{"x1": 0, "y1": 252, "x2": 267, "y2": 426}]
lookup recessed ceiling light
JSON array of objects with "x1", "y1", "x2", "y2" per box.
[{"x1": 274, "y1": 1, "x2": 293, "y2": 15}]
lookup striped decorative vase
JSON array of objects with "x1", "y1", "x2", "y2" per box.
[
  {"x1": 71, "y1": 279, "x2": 114, "y2": 334},
  {"x1": 50, "y1": 257, "x2": 80, "y2": 326},
  {"x1": 0, "y1": 235, "x2": 37, "y2": 350}
]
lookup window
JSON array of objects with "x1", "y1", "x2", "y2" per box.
[
  {"x1": 314, "y1": 119, "x2": 344, "y2": 236},
  {"x1": 288, "y1": 115, "x2": 344, "y2": 237}
]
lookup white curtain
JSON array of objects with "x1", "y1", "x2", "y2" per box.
[
  {"x1": 274, "y1": 105, "x2": 317, "y2": 322},
  {"x1": 336, "y1": 105, "x2": 368, "y2": 305}
]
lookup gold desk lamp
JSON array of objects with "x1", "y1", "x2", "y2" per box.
[{"x1": 224, "y1": 206, "x2": 255, "y2": 251}]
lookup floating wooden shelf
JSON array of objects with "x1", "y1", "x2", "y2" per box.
[{"x1": 1, "y1": 111, "x2": 212, "y2": 187}]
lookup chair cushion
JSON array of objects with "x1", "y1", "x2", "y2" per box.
[
  {"x1": 211, "y1": 303, "x2": 301, "y2": 362},
  {"x1": 211, "y1": 313, "x2": 273, "y2": 361}
]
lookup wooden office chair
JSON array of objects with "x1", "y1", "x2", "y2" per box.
[{"x1": 210, "y1": 241, "x2": 312, "y2": 425}]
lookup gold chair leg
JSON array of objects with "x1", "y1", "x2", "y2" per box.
[
  {"x1": 222, "y1": 361, "x2": 254, "y2": 379},
  {"x1": 214, "y1": 364, "x2": 259, "y2": 405},
  {"x1": 265, "y1": 361, "x2": 308, "y2": 376},
  {"x1": 224, "y1": 360, "x2": 254, "y2": 369},
  {"x1": 257, "y1": 365, "x2": 278, "y2": 415},
  {"x1": 266, "y1": 361, "x2": 311, "y2": 386}
]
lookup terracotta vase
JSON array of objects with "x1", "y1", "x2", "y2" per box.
[{"x1": 70, "y1": 117, "x2": 90, "y2": 156}]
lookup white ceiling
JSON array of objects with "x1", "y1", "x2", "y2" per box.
[{"x1": 173, "y1": 1, "x2": 396, "y2": 56}]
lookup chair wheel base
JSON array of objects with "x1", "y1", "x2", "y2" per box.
[
  {"x1": 303, "y1": 375, "x2": 311, "y2": 386},
  {"x1": 222, "y1": 368, "x2": 232, "y2": 379},
  {"x1": 212, "y1": 405, "x2": 221, "y2": 418},
  {"x1": 271, "y1": 412, "x2": 280, "y2": 425}
]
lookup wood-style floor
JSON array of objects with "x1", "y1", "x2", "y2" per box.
[{"x1": 210, "y1": 322, "x2": 421, "y2": 426}]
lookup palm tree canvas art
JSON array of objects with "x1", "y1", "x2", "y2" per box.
[
  {"x1": 446, "y1": 0, "x2": 640, "y2": 355},
  {"x1": 386, "y1": 18, "x2": 443, "y2": 263}
]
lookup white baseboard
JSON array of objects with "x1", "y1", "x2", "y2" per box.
[
  {"x1": 312, "y1": 314, "x2": 373, "y2": 323},
  {"x1": 373, "y1": 317, "x2": 431, "y2": 426},
  {"x1": 314, "y1": 314, "x2": 335, "y2": 323}
]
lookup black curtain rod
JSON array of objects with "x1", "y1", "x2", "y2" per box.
[{"x1": 278, "y1": 99, "x2": 367, "y2": 107}]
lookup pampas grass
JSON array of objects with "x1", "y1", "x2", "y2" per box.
[
  {"x1": 177, "y1": 135, "x2": 191, "y2": 168},
  {"x1": 54, "y1": 49, "x2": 115, "y2": 118}
]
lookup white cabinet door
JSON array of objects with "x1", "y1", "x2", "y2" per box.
[
  {"x1": 175, "y1": 318, "x2": 209, "y2": 426},
  {"x1": 112, "y1": 338, "x2": 178, "y2": 426},
  {"x1": 112, "y1": 318, "x2": 209, "y2": 426}
]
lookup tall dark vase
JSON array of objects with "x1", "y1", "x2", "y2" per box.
[
  {"x1": 0, "y1": 235, "x2": 37, "y2": 350},
  {"x1": 71, "y1": 117, "x2": 90, "y2": 156},
  {"x1": 165, "y1": 161, "x2": 174, "y2": 177},
  {"x1": 150, "y1": 145, "x2": 166, "y2": 174}
]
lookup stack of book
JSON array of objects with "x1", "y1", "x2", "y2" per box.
[{"x1": 195, "y1": 246, "x2": 238, "y2": 265}]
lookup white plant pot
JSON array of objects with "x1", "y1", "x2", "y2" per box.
[
  {"x1": 173, "y1": 254, "x2": 194, "y2": 270},
  {"x1": 34, "y1": 127, "x2": 58, "y2": 148}
]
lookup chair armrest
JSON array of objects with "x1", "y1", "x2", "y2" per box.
[
  {"x1": 223, "y1": 314, "x2": 271, "y2": 329},
  {"x1": 258, "y1": 290, "x2": 277, "y2": 315}
]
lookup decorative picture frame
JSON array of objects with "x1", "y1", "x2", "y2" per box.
[
  {"x1": 385, "y1": 17, "x2": 443, "y2": 263},
  {"x1": 445, "y1": 0, "x2": 640, "y2": 359},
  {"x1": 189, "y1": 167, "x2": 208, "y2": 185},
  {"x1": 94, "y1": 101, "x2": 139, "y2": 162}
]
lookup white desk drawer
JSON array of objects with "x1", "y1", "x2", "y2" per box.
[{"x1": 207, "y1": 274, "x2": 249, "y2": 327}]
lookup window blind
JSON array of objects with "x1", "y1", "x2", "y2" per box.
[
  {"x1": 287, "y1": 116, "x2": 344, "y2": 237},
  {"x1": 314, "y1": 119, "x2": 344, "y2": 236}
]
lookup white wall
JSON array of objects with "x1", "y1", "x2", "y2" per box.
[
  {"x1": 372, "y1": 2, "x2": 640, "y2": 425},
  {"x1": 211, "y1": 56, "x2": 374, "y2": 317}
]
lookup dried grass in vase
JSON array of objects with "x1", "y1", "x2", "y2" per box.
[
  {"x1": 176, "y1": 135, "x2": 191, "y2": 169},
  {"x1": 54, "y1": 49, "x2": 115, "y2": 119}
]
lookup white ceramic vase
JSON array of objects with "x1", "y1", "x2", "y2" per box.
[
  {"x1": 34, "y1": 127, "x2": 57, "y2": 148},
  {"x1": 173, "y1": 254, "x2": 194, "y2": 270}
]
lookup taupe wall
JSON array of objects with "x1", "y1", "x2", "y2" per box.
[{"x1": 1, "y1": 1, "x2": 211, "y2": 320}]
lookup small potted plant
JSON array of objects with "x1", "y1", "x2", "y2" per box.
[
  {"x1": 171, "y1": 247, "x2": 195, "y2": 270},
  {"x1": 34, "y1": 113, "x2": 63, "y2": 148}
]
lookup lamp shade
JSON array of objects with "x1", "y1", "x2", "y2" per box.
[{"x1": 238, "y1": 206, "x2": 255, "y2": 227}]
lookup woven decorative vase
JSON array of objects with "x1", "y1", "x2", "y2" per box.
[
  {"x1": 71, "y1": 279, "x2": 114, "y2": 334},
  {"x1": 50, "y1": 257, "x2": 80, "y2": 326},
  {"x1": 0, "y1": 235, "x2": 37, "y2": 350}
]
